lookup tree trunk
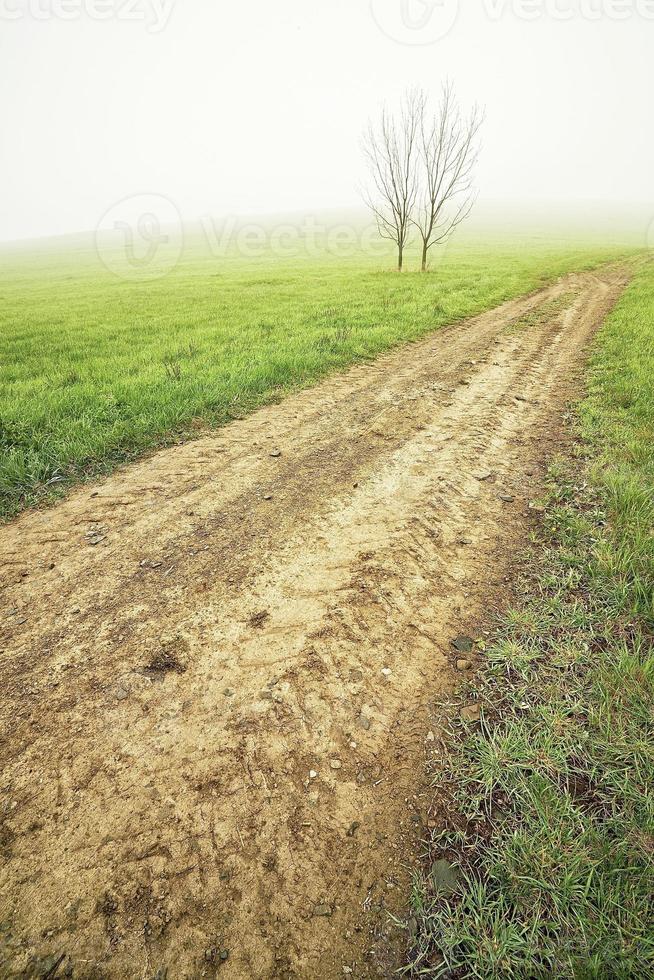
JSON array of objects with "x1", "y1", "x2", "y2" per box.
[
  {"x1": 421, "y1": 241, "x2": 428, "y2": 272},
  {"x1": 397, "y1": 244, "x2": 403, "y2": 272}
]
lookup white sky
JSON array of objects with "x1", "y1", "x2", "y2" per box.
[{"x1": 1, "y1": 0, "x2": 653, "y2": 242}]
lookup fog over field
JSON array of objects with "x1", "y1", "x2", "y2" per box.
[{"x1": 1, "y1": 0, "x2": 653, "y2": 244}]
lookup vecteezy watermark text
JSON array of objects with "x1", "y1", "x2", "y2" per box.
[
  {"x1": 0, "y1": 0, "x2": 174, "y2": 32},
  {"x1": 200, "y1": 214, "x2": 389, "y2": 260},
  {"x1": 371, "y1": 0, "x2": 654, "y2": 46},
  {"x1": 484, "y1": 0, "x2": 654, "y2": 19},
  {"x1": 94, "y1": 197, "x2": 395, "y2": 281}
]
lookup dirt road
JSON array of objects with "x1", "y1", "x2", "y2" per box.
[{"x1": 0, "y1": 265, "x2": 628, "y2": 979}]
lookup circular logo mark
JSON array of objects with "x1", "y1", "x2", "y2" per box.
[
  {"x1": 95, "y1": 193, "x2": 183, "y2": 280},
  {"x1": 370, "y1": 0, "x2": 459, "y2": 45}
]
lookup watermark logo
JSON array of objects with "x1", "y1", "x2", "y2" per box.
[
  {"x1": 370, "y1": 0, "x2": 460, "y2": 44},
  {"x1": 95, "y1": 194, "x2": 183, "y2": 280},
  {"x1": 0, "y1": 0, "x2": 175, "y2": 32}
]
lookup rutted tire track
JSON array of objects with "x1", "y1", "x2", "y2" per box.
[{"x1": 0, "y1": 265, "x2": 628, "y2": 979}]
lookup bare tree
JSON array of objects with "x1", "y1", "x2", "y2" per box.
[
  {"x1": 414, "y1": 84, "x2": 483, "y2": 272},
  {"x1": 362, "y1": 90, "x2": 424, "y2": 272}
]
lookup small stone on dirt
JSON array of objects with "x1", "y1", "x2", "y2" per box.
[
  {"x1": 499, "y1": 494, "x2": 515, "y2": 503},
  {"x1": 381, "y1": 668, "x2": 392, "y2": 677},
  {"x1": 456, "y1": 659, "x2": 472, "y2": 671},
  {"x1": 313, "y1": 903, "x2": 332, "y2": 917},
  {"x1": 430, "y1": 859, "x2": 459, "y2": 895},
  {"x1": 143, "y1": 650, "x2": 186, "y2": 677},
  {"x1": 269, "y1": 449, "x2": 282, "y2": 458},
  {"x1": 249, "y1": 610, "x2": 270, "y2": 629},
  {"x1": 330, "y1": 759, "x2": 342, "y2": 770},
  {"x1": 451, "y1": 636, "x2": 474, "y2": 653},
  {"x1": 346, "y1": 821, "x2": 360, "y2": 837},
  {"x1": 473, "y1": 471, "x2": 492, "y2": 481},
  {"x1": 309, "y1": 770, "x2": 318, "y2": 779},
  {"x1": 114, "y1": 686, "x2": 129, "y2": 701},
  {"x1": 359, "y1": 715, "x2": 371, "y2": 731},
  {"x1": 263, "y1": 494, "x2": 273, "y2": 501},
  {"x1": 205, "y1": 948, "x2": 229, "y2": 965},
  {"x1": 460, "y1": 704, "x2": 481, "y2": 723}
]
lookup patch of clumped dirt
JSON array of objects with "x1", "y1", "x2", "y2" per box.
[{"x1": 0, "y1": 266, "x2": 628, "y2": 979}]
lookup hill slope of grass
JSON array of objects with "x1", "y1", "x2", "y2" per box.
[{"x1": 407, "y1": 258, "x2": 654, "y2": 978}]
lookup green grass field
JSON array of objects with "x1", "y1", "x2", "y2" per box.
[
  {"x1": 407, "y1": 258, "x2": 654, "y2": 978},
  {"x1": 0, "y1": 227, "x2": 637, "y2": 520},
  {"x1": 2, "y1": 220, "x2": 651, "y2": 972}
]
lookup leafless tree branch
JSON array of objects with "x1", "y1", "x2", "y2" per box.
[
  {"x1": 361, "y1": 89, "x2": 424, "y2": 271},
  {"x1": 413, "y1": 82, "x2": 484, "y2": 271}
]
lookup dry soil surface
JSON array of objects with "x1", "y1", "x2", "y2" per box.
[{"x1": 0, "y1": 265, "x2": 628, "y2": 979}]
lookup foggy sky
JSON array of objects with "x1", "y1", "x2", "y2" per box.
[{"x1": 1, "y1": 0, "x2": 653, "y2": 243}]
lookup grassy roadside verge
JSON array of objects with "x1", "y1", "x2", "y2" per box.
[
  {"x1": 407, "y1": 259, "x2": 654, "y2": 978},
  {"x1": 0, "y1": 238, "x2": 636, "y2": 520}
]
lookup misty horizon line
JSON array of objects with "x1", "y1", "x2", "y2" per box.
[{"x1": 1, "y1": 197, "x2": 652, "y2": 251}]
